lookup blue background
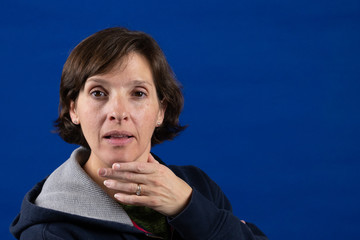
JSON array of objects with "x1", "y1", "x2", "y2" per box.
[{"x1": 1, "y1": 0, "x2": 359, "y2": 239}]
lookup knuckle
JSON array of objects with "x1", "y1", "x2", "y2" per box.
[
  {"x1": 148, "y1": 198, "x2": 160, "y2": 206},
  {"x1": 124, "y1": 172, "x2": 134, "y2": 180},
  {"x1": 157, "y1": 165, "x2": 167, "y2": 175},
  {"x1": 136, "y1": 162, "x2": 146, "y2": 172},
  {"x1": 131, "y1": 196, "x2": 143, "y2": 205},
  {"x1": 127, "y1": 196, "x2": 136, "y2": 204},
  {"x1": 152, "y1": 179, "x2": 162, "y2": 187},
  {"x1": 130, "y1": 184, "x2": 137, "y2": 192},
  {"x1": 108, "y1": 169, "x2": 118, "y2": 177}
]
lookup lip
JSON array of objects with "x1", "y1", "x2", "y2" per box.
[{"x1": 103, "y1": 130, "x2": 134, "y2": 146}]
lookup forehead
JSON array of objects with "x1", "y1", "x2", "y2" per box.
[
  {"x1": 85, "y1": 53, "x2": 154, "y2": 85},
  {"x1": 110, "y1": 53, "x2": 152, "y2": 74}
]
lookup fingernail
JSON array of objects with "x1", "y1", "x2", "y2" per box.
[
  {"x1": 114, "y1": 193, "x2": 121, "y2": 199},
  {"x1": 104, "y1": 180, "x2": 111, "y2": 187},
  {"x1": 98, "y1": 168, "x2": 106, "y2": 176},
  {"x1": 113, "y1": 163, "x2": 121, "y2": 170}
]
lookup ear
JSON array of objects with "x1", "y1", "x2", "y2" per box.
[
  {"x1": 69, "y1": 101, "x2": 80, "y2": 125},
  {"x1": 156, "y1": 100, "x2": 167, "y2": 127}
]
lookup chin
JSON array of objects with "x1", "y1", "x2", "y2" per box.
[
  {"x1": 105, "y1": 155, "x2": 133, "y2": 164},
  {"x1": 104, "y1": 150, "x2": 137, "y2": 164}
]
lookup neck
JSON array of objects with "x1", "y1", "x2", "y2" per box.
[
  {"x1": 82, "y1": 148, "x2": 152, "y2": 200},
  {"x1": 83, "y1": 154, "x2": 119, "y2": 200}
]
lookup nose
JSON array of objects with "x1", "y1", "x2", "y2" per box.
[
  {"x1": 109, "y1": 111, "x2": 128, "y2": 122},
  {"x1": 107, "y1": 95, "x2": 129, "y2": 122}
]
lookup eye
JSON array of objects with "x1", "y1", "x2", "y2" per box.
[
  {"x1": 90, "y1": 90, "x2": 107, "y2": 98},
  {"x1": 132, "y1": 90, "x2": 147, "y2": 98}
]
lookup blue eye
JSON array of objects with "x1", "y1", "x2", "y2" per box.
[{"x1": 91, "y1": 90, "x2": 107, "y2": 98}]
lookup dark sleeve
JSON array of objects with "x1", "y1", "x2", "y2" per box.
[{"x1": 168, "y1": 166, "x2": 268, "y2": 240}]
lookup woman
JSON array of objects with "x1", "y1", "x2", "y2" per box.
[{"x1": 10, "y1": 27, "x2": 267, "y2": 240}]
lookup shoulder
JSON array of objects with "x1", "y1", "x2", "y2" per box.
[
  {"x1": 168, "y1": 165, "x2": 231, "y2": 208},
  {"x1": 168, "y1": 165, "x2": 211, "y2": 184},
  {"x1": 153, "y1": 154, "x2": 220, "y2": 193}
]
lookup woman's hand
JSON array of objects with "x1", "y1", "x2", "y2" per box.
[{"x1": 98, "y1": 154, "x2": 193, "y2": 217}]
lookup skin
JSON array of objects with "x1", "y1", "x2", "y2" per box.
[{"x1": 70, "y1": 53, "x2": 192, "y2": 217}]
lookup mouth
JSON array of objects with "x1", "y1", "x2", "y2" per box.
[
  {"x1": 103, "y1": 131, "x2": 134, "y2": 145},
  {"x1": 104, "y1": 134, "x2": 133, "y2": 139}
]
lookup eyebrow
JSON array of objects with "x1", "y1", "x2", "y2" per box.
[
  {"x1": 86, "y1": 78, "x2": 153, "y2": 87},
  {"x1": 86, "y1": 78, "x2": 107, "y2": 85},
  {"x1": 130, "y1": 80, "x2": 153, "y2": 87}
]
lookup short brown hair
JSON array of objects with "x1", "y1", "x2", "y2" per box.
[{"x1": 55, "y1": 27, "x2": 186, "y2": 148}]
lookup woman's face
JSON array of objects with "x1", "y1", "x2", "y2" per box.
[{"x1": 70, "y1": 53, "x2": 165, "y2": 167}]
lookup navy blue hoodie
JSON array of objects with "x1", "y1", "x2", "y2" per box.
[{"x1": 10, "y1": 150, "x2": 267, "y2": 240}]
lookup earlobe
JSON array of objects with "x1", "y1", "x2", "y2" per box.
[{"x1": 69, "y1": 101, "x2": 80, "y2": 125}]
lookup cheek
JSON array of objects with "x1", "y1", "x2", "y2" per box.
[
  {"x1": 135, "y1": 103, "x2": 159, "y2": 123},
  {"x1": 78, "y1": 108, "x2": 103, "y2": 131}
]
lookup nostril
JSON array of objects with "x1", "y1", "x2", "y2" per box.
[
  {"x1": 121, "y1": 112, "x2": 128, "y2": 120},
  {"x1": 109, "y1": 111, "x2": 128, "y2": 121}
]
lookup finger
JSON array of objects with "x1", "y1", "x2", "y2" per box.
[
  {"x1": 103, "y1": 180, "x2": 142, "y2": 194},
  {"x1": 111, "y1": 161, "x2": 157, "y2": 174},
  {"x1": 98, "y1": 167, "x2": 113, "y2": 177},
  {"x1": 114, "y1": 193, "x2": 158, "y2": 208},
  {"x1": 102, "y1": 169, "x2": 148, "y2": 183},
  {"x1": 98, "y1": 163, "x2": 152, "y2": 178},
  {"x1": 98, "y1": 167, "x2": 131, "y2": 177},
  {"x1": 114, "y1": 193, "x2": 144, "y2": 206}
]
